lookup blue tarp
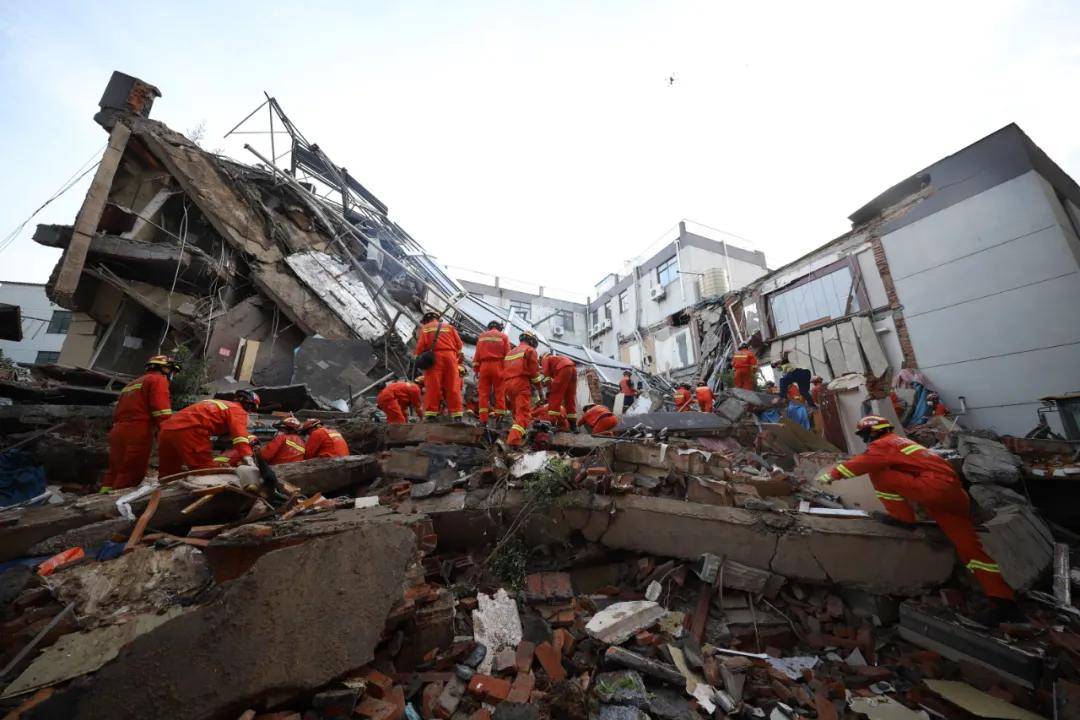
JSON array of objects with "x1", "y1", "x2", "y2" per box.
[
  {"x1": 785, "y1": 402, "x2": 812, "y2": 430},
  {"x1": 0, "y1": 449, "x2": 46, "y2": 508}
]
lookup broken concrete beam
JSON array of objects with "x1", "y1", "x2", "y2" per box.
[
  {"x1": 977, "y1": 504, "x2": 1054, "y2": 591},
  {"x1": 384, "y1": 422, "x2": 486, "y2": 446},
  {"x1": 620, "y1": 411, "x2": 732, "y2": 436},
  {"x1": 272, "y1": 455, "x2": 379, "y2": 496},
  {"x1": 958, "y1": 434, "x2": 1022, "y2": 485},
  {"x1": 613, "y1": 442, "x2": 730, "y2": 477},
  {"x1": 586, "y1": 601, "x2": 666, "y2": 645},
  {"x1": 548, "y1": 432, "x2": 617, "y2": 452},
  {"x1": 686, "y1": 477, "x2": 734, "y2": 506},
  {"x1": 720, "y1": 559, "x2": 785, "y2": 597},
  {"x1": 25, "y1": 517, "x2": 133, "y2": 557},
  {"x1": 604, "y1": 646, "x2": 684, "y2": 686},
  {"x1": 30, "y1": 508, "x2": 420, "y2": 719}
]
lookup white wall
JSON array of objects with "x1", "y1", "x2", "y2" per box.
[
  {"x1": 881, "y1": 170, "x2": 1080, "y2": 434},
  {"x1": 0, "y1": 282, "x2": 67, "y2": 364}
]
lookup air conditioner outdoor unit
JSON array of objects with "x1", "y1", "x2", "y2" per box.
[
  {"x1": 650, "y1": 285, "x2": 667, "y2": 301},
  {"x1": 551, "y1": 324, "x2": 564, "y2": 337},
  {"x1": 601, "y1": 319, "x2": 612, "y2": 331}
]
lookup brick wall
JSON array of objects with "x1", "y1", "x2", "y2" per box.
[{"x1": 870, "y1": 235, "x2": 918, "y2": 368}]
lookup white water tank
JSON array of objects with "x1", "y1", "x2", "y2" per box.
[{"x1": 700, "y1": 267, "x2": 729, "y2": 298}]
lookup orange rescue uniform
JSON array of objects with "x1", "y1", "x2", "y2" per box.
[
  {"x1": 261, "y1": 433, "x2": 305, "y2": 465},
  {"x1": 532, "y1": 402, "x2": 570, "y2": 431},
  {"x1": 304, "y1": 427, "x2": 350, "y2": 459},
  {"x1": 541, "y1": 355, "x2": 578, "y2": 424},
  {"x1": 158, "y1": 399, "x2": 251, "y2": 480},
  {"x1": 695, "y1": 386, "x2": 715, "y2": 413},
  {"x1": 823, "y1": 432, "x2": 1014, "y2": 601},
  {"x1": 811, "y1": 382, "x2": 823, "y2": 406},
  {"x1": 619, "y1": 376, "x2": 637, "y2": 398},
  {"x1": 377, "y1": 381, "x2": 422, "y2": 424},
  {"x1": 674, "y1": 387, "x2": 694, "y2": 412},
  {"x1": 105, "y1": 371, "x2": 173, "y2": 489},
  {"x1": 503, "y1": 342, "x2": 542, "y2": 446},
  {"x1": 474, "y1": 328, "x2": 511, "y2": 423},
  {"x1": 415, "y1": 320, "x2": 464, "y2": 419},
  {"x1": 581, "y1": 405, "x2": 619, "y2": 435},
  {"x1": 731, "y1": 349, "x2": 758, "y2": 391}
]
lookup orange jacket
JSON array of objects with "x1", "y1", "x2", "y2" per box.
[
  {"x1": 113, "y1": 371, "x2": 173, "y2": 427},
  {"x1": 732, "y1": 349, "x2": 758, "y2": 371},
  {"x1": 811, "y1": 383, "x2": 823, "y2": 405},
  {"x1": 415, "y1": 320, "x2": 463, "y2": 355},
  {"x1": 787, "y1": 384, "x2": 804, "y2": 401},
  {"x1": 933, "y1": 403, "x2": 948, "y2": 417},
  {"x1": 504, "y1": 343, "x2": 541, "y2": 382},
  {"x1": 825, "y1": 432, "x2": 956, "y2": 483},
  {"x1": 260, "y1": 432, "x2": 305, "y2": 465},
  {"x1": 474, "y1": 329, "x2": 511, "y2": 365},
  {"x1": 674, "y1": 387, "x2": 693, "y2": 410},
  {"x1": 619, "y1": 377, "x2": 636, "y2": 397},
  {"x1": 377, "y1": 381, "x2": 422, "y2": 416},
  {"x1": 540, "y1": 354, "x2": 575, "y2": 379},
  {"x1": 304, "y1": 426, "x2": 350, "y2": 459},
  {"x1": 695, "y1": 386, "x2": 714, "y2": 406},
  {"x1": 581, "y1": 405, "x2": 614, "y2": 428},
  {"x1": 160, "y1": 399, "x2": 252, "y2": 458}
]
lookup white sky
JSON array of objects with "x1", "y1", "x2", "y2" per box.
[{"x1": 1, "y1": 1, "x2": 1077, "y2": 303}]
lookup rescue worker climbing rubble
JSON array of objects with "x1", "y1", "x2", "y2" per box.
[
  {"x1": 260, "y1": 417, "x2": 306, "y2": 465},
  {"x1": 157, "y1": 389, "x2": 260, "y2": 480},
  {"x1": 731, "y1": 343, "x2": 758, "y2": 391},
  {"x1": 376, "y1": 379, "x2": 423, "y2": 424},
  {"x1": 104, "y1": 354, "x2": 179, "y2": 490},
  {"x1": 581, "y1": 403, "x2": 619, "y2": 435},
  {"x1": 619, "y1": 370, "x2": 637, "y2": 412},
  {"x1": 817, "y1": 415, "x2": 1021, "y2": 626},
  {"x1": 300, "y1": 419, "x2": 350, "y2": 459},
  {"x1": 673, "y1": 384, "x2": 694, "y2": 411},
  {"x1": 540, "y1": 352, "x2": 578, "y2": 431},
  {"x1": 414, "y1": 311, "x2": 464, "y2": 422},
  {"x1": 504, "y1": 331, "x2": 543, "y2": 447},
  {"x1": 473, "y1": 320, "x2": 511, "y2": 424}
]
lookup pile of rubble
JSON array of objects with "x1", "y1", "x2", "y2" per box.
[{"x1": 1, "y1": 399, "x2": 1078, "y2": 720}]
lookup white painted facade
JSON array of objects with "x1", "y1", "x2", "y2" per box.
[
  {"x1": 457, "y1": 279, "x2": 589, "y2": 346},
  {"x1": 0, "y1": 281, "x2": 70, "y2": 364}
]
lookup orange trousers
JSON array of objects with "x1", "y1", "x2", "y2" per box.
[
  {"x1": 157, "y1": 428, "x2": 216, "y2": 480},
  {"x1": 734, "y1": 368, "x2": 754, "y2": 391},
  {"x1": 476, "y1": 361, "x2": 506, "y2": 423},
  {"x1": 697, "y1": 395, "x2": 714, "y2": 413},
  {"x1": 547, "y1": 366, "x2": 578, "y2": 420},
  {"x1": 590, "y1": 414, "x2": 619, "y2": 435},
  {"x1": 873, "y1": 470, "x2": 1014, "y2": 600},
  {"x1": 422, "y1": 351, "x2": 463, "y2": 418},
  {"x1": 105, "y1": 420, "x2": 154, "y2": 489},
  {"x1": 378, "y1": 398, "x2": 407, "y2": 424},
  {"x1": 505, "y1": 377, "x2": 533, "y2": 446}
]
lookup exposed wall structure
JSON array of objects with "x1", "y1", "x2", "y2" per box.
[{"x1": 0, "y1": 282, "x2": 69, "y2": 364}]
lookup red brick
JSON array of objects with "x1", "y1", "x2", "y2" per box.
[
  {"x1": 634, "y1": 630, "x2": 662, "y2": 646},
  {"x1": 852, "y1": 666, "x2": 893, "y2": 681},
  {"x1": 467, "y1": 674, "x2": 511, "y2": 703},
  {"x1": 815, "y1": 692, "x2": 838, "y2": 720},
  {"x1": 524, "y1": 572, "x2": 573, "y2": 602},
  {"x1": 534, "y1": 641, "x2": 566, "y2": 681},
  {"x1": 506, "y1": 671, "x2": 535, "y2": 704},
  {"x1": 515, "y1": 641, "x2": 536, "y2": 673},
  {"x1": 421, "y1": 682, "x2": 443, "y2": 719},
  {"x1": 493, "y1": 648, "x2": 517, "y2": 675},
  {"x1": 355, "y1": 696, "x2": 399, "y2": 720},
  {"x1": 363, "y1": 669, "x2": 394, "y2": 699},
  {"x1": 458, "y1": 597, "x2": 479, "y2": 611},
  {"x1": 470, "y1": 711, "x2": 492, "y2": 720},
  {"x1": 553, "y1": 628, "x2": 576, "y2": 657}
]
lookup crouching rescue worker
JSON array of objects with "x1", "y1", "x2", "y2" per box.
[
  {"x1": 731, "y1": 343, "x2": 758, "y2": 391},
  {"x1": 817, "y1": 415, "x2": 1021, "y2": 626},
  {"x1": 260, "y1": 417, "x2": 306, "y2": 465},
  {"x1": 540, "y1": 352, "x2": 578, "y2": 430},
  {"x1": 215, "y1": 434, "x2": 259, "y2": 467},
  {"x1": 301, "y1": 419, "x2": 350, "y2": 459},
  {"x1": 504, "y1": 331, "x2": 542, "y2": 447},
  {"x1": 695, "y1": 384, "x2": 715, "y2": 413},
  {"x1": 377, "y1": 379, "x2": 422, "y2": 424},
  {"x1": 415, "y1": 311, "x2": 465, "y2": 422},
  {"x1": 158, "y1": 389, "x2": 260, "y2": 479},
  {"x1": 474, "y1": 320, "x2": 511, "y2": 424},
  {"x1": 674, "y1": 384, "x2": 694, "y2": 411},
  {"x1": 104, "y1": 354, "x2": 179, "y2": 490},
  {"x1": 581, "y1": 404, "x2": 619, "y2": 436}
]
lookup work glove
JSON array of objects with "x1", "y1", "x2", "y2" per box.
[
  {"x1": 816, "y1": 471, "x2": 834, "y2": 485},
  {"x1": 240, "y1": 456, "x2": 256, "y2": 468}
]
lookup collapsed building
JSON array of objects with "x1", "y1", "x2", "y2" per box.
[{"x1": 1, "y1": 73, "x2": 1079, "y2": 720}]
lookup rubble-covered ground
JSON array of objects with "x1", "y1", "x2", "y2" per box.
[{"x1": 1, "y1": 386, "x2": 1079, "y2": 720}]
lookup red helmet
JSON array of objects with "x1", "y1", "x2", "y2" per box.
[
  {"x1": 235, "y1": 389, "x2": 260, "y2": 411},
  {"x1": 300, "y1": 419, "x2": 322, "y2": 434},
  {"x1": 855, "y1": 415, "x2": 893, "y2": 434},
  {"x1": 279, "y1": 416, "x2": 302, "y2": 432}
]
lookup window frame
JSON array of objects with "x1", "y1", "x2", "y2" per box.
[
  {"x1": 618, "y1": 289, "x2": 629, "y2": 313},
  {"x1": 554, "y1": 309, "x2": 575, "y2": 331},
  {"x1": 763, "y1": 256, "x2": 869, "y2": 338},
  {"x1": 509, "y1": 299, "x2": 531, "y2": 321},
  {"x1": 655, "y1": 256, "x2": 679, "y2": 287},
  {"x1": 34, "y1": 350, "x2": 61, "y2": 365},
  {"x1": 46, "y1": 310, "x2": 72, "y2": 335}
]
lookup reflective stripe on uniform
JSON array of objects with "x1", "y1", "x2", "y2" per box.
[
  {"x1": 875, "y1": 490, "x2": 905, "y2": 501},
  {"x1": 121, "y1": 382, "x2": 143, "y2": 393},
  {"x1": 479, "y1": 337, "x2": 503, "y2": 342},
  {"x1": 213, "y1": 456, "x2": 229, "y2": 463},
  {"x1": 505, "y1": 353, "x2": 525, "y2": 361},
  {"x1": 232, "y1": 436, "x2": 250, "y2": 445},
  {"x1": 151, "y1": 409, "x2": 172, "y2": 417},
  {"x1": 548, "y1": 410, "x2": 562, "y2": 417},
  {"x1": 531, "y1": 376, "x2": 542, "y2": 384},
  {"x1": 966, "y1": 560, "x2": 1002, "y2": 573},
  {"x1": 478, "y1": 407, "x2": 489, "y2": 413},
  {"x1": 566, "y1": 413, "x2": 577, "y2": 420},
  {"x1": 872, "y1": 423, "x2": 892, "y2": 430},
  {"x1": 285, "y1": 440, "x2": 305, "y2": 452},
  {"x1": 511, "y1": 424, "x2": 526, "y2": 434},
  {"x1": 424, "y1": 411, "x2": 438, "y2": 416},
  {"x1": 835, "y1": 464, "x2": 856, "y2": 478},
  {"x1": 204, "y1": 399, "x2": 230, "y2": 411},
  {"x1": 900, "y1": 443, "x2": 926, "y2": 455},
  {"x1": 451, "y1": 412, "x2": 463, "y2": 418}
]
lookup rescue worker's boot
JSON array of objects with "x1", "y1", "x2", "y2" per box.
[
  {"x1": 971, "y1": 598, "x2": 1025, "y2": 627},
  {"x1": 569, "y1": 419, "x2": 578, "y2": 432}
]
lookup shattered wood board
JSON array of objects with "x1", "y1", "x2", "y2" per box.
[
  {"x1": 808, "y1": 329, "x2": 833, "y2": 381},
  {"x1": 852, "y1": 316, "x2": 889, "y2": 378},
  {"x1": 286, "y1": 251, "x2": 387, "y2": 340},
  {"x1": 923, "y1": 680, "x2": 1045, "y2": 720},
  {"x1": 821, "y1": 324, "x2": 848, "y2": 375},
  {"x1": 837, "y1": 321, "x2": 866, "y2": 374}
]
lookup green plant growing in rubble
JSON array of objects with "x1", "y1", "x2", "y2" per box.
[
  {"x1": 524, "y1": 456, "x2": 573, "y2": 509},
  {"x1": 488, "y1": 536, "x2": 528, "y2": 592},
  {"x1": 168, "y1": 345, "x2": 211, "y2": 409}
]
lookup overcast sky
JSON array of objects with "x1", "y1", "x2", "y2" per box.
[{"x1": 1, "y1": 1, "x2": 1077, "y2": 302}]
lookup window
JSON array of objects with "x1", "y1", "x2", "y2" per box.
[
  {"x1": 554, "y1": 309, "x2": 575, "y2": 331},
  {"x1": 767, "y1": 262, "x2": 860, "y2": 336},
  {"x1": 618, "y1": 289, "x2": 629, "y2": 313},
  {"x1": 46, "y1": 310, "x2": 72, "y2": 334},
  {"x1": 589, "y1": 309, "x2": 599, "y2": 326},
  {"x1": 656, "y1": 256, "x2": 678, "y2": 287},
  {"x1": 604, "y1": 302, "x2": 612, "y2": 320},
  {"x1": 35, "y1": 351, "x2": 60, "y2": 365},
  {"x1": 509, "y1": 300, "x2": 530, "y2": 320}
]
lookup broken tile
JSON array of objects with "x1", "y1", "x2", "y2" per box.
[
  {"x1": 534, "y1": 641, "x2": 566, "y2": 681},
  {"x1": 514, "y1": 640, "x2": 535, "y2": 673},
  {"x1": 585, "y1": 600, "x2": 666, "y2": 645},
  {"x1": 524, "y1": 571, "x2": 573, "y2": 603},
  {"x1": 466, "y1": 674, "x2": 511, "y2": 703}
]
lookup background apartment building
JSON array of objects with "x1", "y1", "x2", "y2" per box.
[
  {"x1": 455, "y1": 272, "x2": 589, "y2": 347},
  {"x1": 0, "y1": 281, "x2": 71, "y2": 364},
  {"x1": 586, "y1": 221, "x2": 769, "y2": 377}
]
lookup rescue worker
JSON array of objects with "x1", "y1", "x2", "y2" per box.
[
  {"x1": 300, "y1": 419, "x2": 350, "y2": 459},
  {"x1": 215, "y1": 435, "x2": 259, "y2": 467},
  {"x1": 928, "y1": 392, "x2": 949, "y2": 417},
  {"x1": 581, "y1": 404, "x2": 619, "y2": 436},
  {"x1": 414, "y1": 311, "x2": 464, "y2": 422},
  {"x1": 619, "y1": 370, "x2": 637, "y2": 412},
  {"x1": 104, "y1": 354, "x2": 179, "y2": 490},
  {"x1": 695, "y1": 384, "x2": 715, "y2": 413},
  {"x1": 158, "y1": 389, "x2": 260, "y2": 480},
  {"x1": 376, "y1": 379, "x2": 422, "y2": 424},
  {"x1": 810, "y1": 376, "x2": 824, "y2": 406},
  {"x1": 674, "y1": 384, "x2": 694, "y2": 412},
  {"x1": 817, "y1": 416, "x2": 1021, "y2": 625},
  {"x1": 503, "y1": 331, "x2": 543, "y2": 447},
  {"x1": 474, "y1": 320, "x2": 511, "y2": 424},
  {"x1": 765, "y1": 381, "x2": 778, "y2": 395},
  {"x1": 774, "y1": 354, "x2": 815, "y2": 408},
  {"x1": 785, "y1": 388, "x2": 812, "y2": 430},
  {"x1": 532, "y1": 401, "x2": 569, "y2": 431},
  {"x1": 260, "y1": 417, "x2": 306, "y2": 465},
  {"x1": 731, "y1": 343, "x2": 758, "y2": 391},
  {"x1": 540, "y1": 352, "x2": 578, "y2": 431}
]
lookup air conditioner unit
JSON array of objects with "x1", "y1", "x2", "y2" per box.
[
  {"x1": 650, "y1": 285, "x2": 667, "y2": 301},
  {"x1": 551, "y1": 324, "x2": 565, "y2": 337},
  {"x1": 601, "y1": 319, "x2": 612, "y2": 332}
]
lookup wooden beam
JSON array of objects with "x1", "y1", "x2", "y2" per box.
[{"x1": 53, "y1": 123, "x2": 132, "y2": 306}]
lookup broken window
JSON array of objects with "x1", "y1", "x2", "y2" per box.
[
  {"x1": 509, "y1": 300, "x2": 530, "y2": 320},
  {"x1": 34, "y1": 350, "x2": 60, "y2": 365},
  {"x1": 46, "y1": 310, "x2": 72, "y2": 335},
  {"x1": 618, "y1": 289, "x2": 629, "y2": 313},
  {"x1": 766, "y1": 258, "x2": 865, "y2": 336},
  {"x1": 656, "y1": 256, "x2": 678, "y2": 287},
  {"x1": 675, "y1": 331, "x2": 689, "y2": 367}
]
